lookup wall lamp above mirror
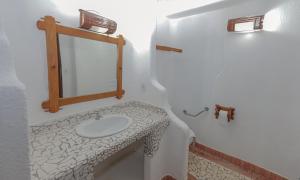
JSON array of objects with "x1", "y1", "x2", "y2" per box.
[
  {"x1": 227, "y1": 15, "x2": 264, "y2": 33},
  {"x1": 37, "y1": 16, "x2": 125, "y2": 113}
]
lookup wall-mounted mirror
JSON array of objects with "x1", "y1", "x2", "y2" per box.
[
  {"x1": 37, "y1": 16, "x2": 125, "y2": 112},
  {"x1": 58, "y1": 35, "x2": 118, "y2": 98}
]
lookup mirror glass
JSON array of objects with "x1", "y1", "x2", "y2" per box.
[{"x1": 58, "y1": 34, "x2": 117, "y2": 98}]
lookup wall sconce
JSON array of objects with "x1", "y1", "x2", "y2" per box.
[{"x1": 227, "y1": 15, "x2": 264, "y2": 33}]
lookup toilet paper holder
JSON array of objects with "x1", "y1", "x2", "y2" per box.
[{"x1": 215, "y1": 104, "x2": 235, "y2": 122}]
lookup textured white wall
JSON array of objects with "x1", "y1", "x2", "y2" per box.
[
  {"x1": 0, "y1": 26, "x2": 30, "y2": 180},
  {"x1": 157, "y1": 0, "x2": 300, "y2": 179}
]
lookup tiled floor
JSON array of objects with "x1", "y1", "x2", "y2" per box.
[
  {"x1": 188, "y1": 152, "x2": 251, "y2": 180},
  {"x1": 188, "y1": 143, "x2": 287, "y2": 180}
]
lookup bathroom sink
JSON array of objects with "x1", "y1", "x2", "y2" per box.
[{"x1": 76, "y1": 115, "x2": 132, "y2": 138}]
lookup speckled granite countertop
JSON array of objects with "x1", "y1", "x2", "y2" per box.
[{"x1": 30, "y1": 101, "x2": 170, "y2": 180}]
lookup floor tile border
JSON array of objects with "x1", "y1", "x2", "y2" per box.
[
  {"x1": 190, "y1": 143, "x2": 287, "y2": 180},
  {"x1": 161, "y1": 175, "x2": 176, "y2": 180}
]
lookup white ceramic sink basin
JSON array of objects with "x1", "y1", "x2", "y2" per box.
[{"x1": 76, "y1": 115, "x2": 132, "y2": 138}]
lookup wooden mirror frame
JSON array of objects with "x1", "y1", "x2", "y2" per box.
[{"x1": 37, "y1": 16, "x2": 125, "y2": 113}]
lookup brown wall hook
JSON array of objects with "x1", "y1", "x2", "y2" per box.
[{"x1": 215, "y1": 104, "x2": 235, "y2": 122}]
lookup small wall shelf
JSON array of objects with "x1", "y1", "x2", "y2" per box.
[{"x1": 156, "y1": 45, "x2": 183, "y2": 53}]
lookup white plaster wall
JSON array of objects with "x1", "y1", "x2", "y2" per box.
[
  {"x1": 0, "y1": 26, "x2": 30, "y2": 180},
  {"x1": 156, "y1": 0, "x2": 300, "y2": 179}
]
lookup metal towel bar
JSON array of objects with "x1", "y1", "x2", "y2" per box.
[{"x1": 183, "y1": 107, "x2": 209, "y2": 117}]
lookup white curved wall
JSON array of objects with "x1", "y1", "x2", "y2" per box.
[
  {"x1": 156, "y1": 0, "x2": 300, "y2": 179},
  {"x1": 0, "y1": 26, "x2": 30, "y2": 180}
]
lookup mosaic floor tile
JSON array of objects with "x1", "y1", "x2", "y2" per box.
[{"x1": 188, "y1": 152, "x2": 251, "y2": 180}]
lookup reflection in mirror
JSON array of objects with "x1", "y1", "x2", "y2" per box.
[{"x1": 58, "y1": 34, "x2": 117, "y2": 98}]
